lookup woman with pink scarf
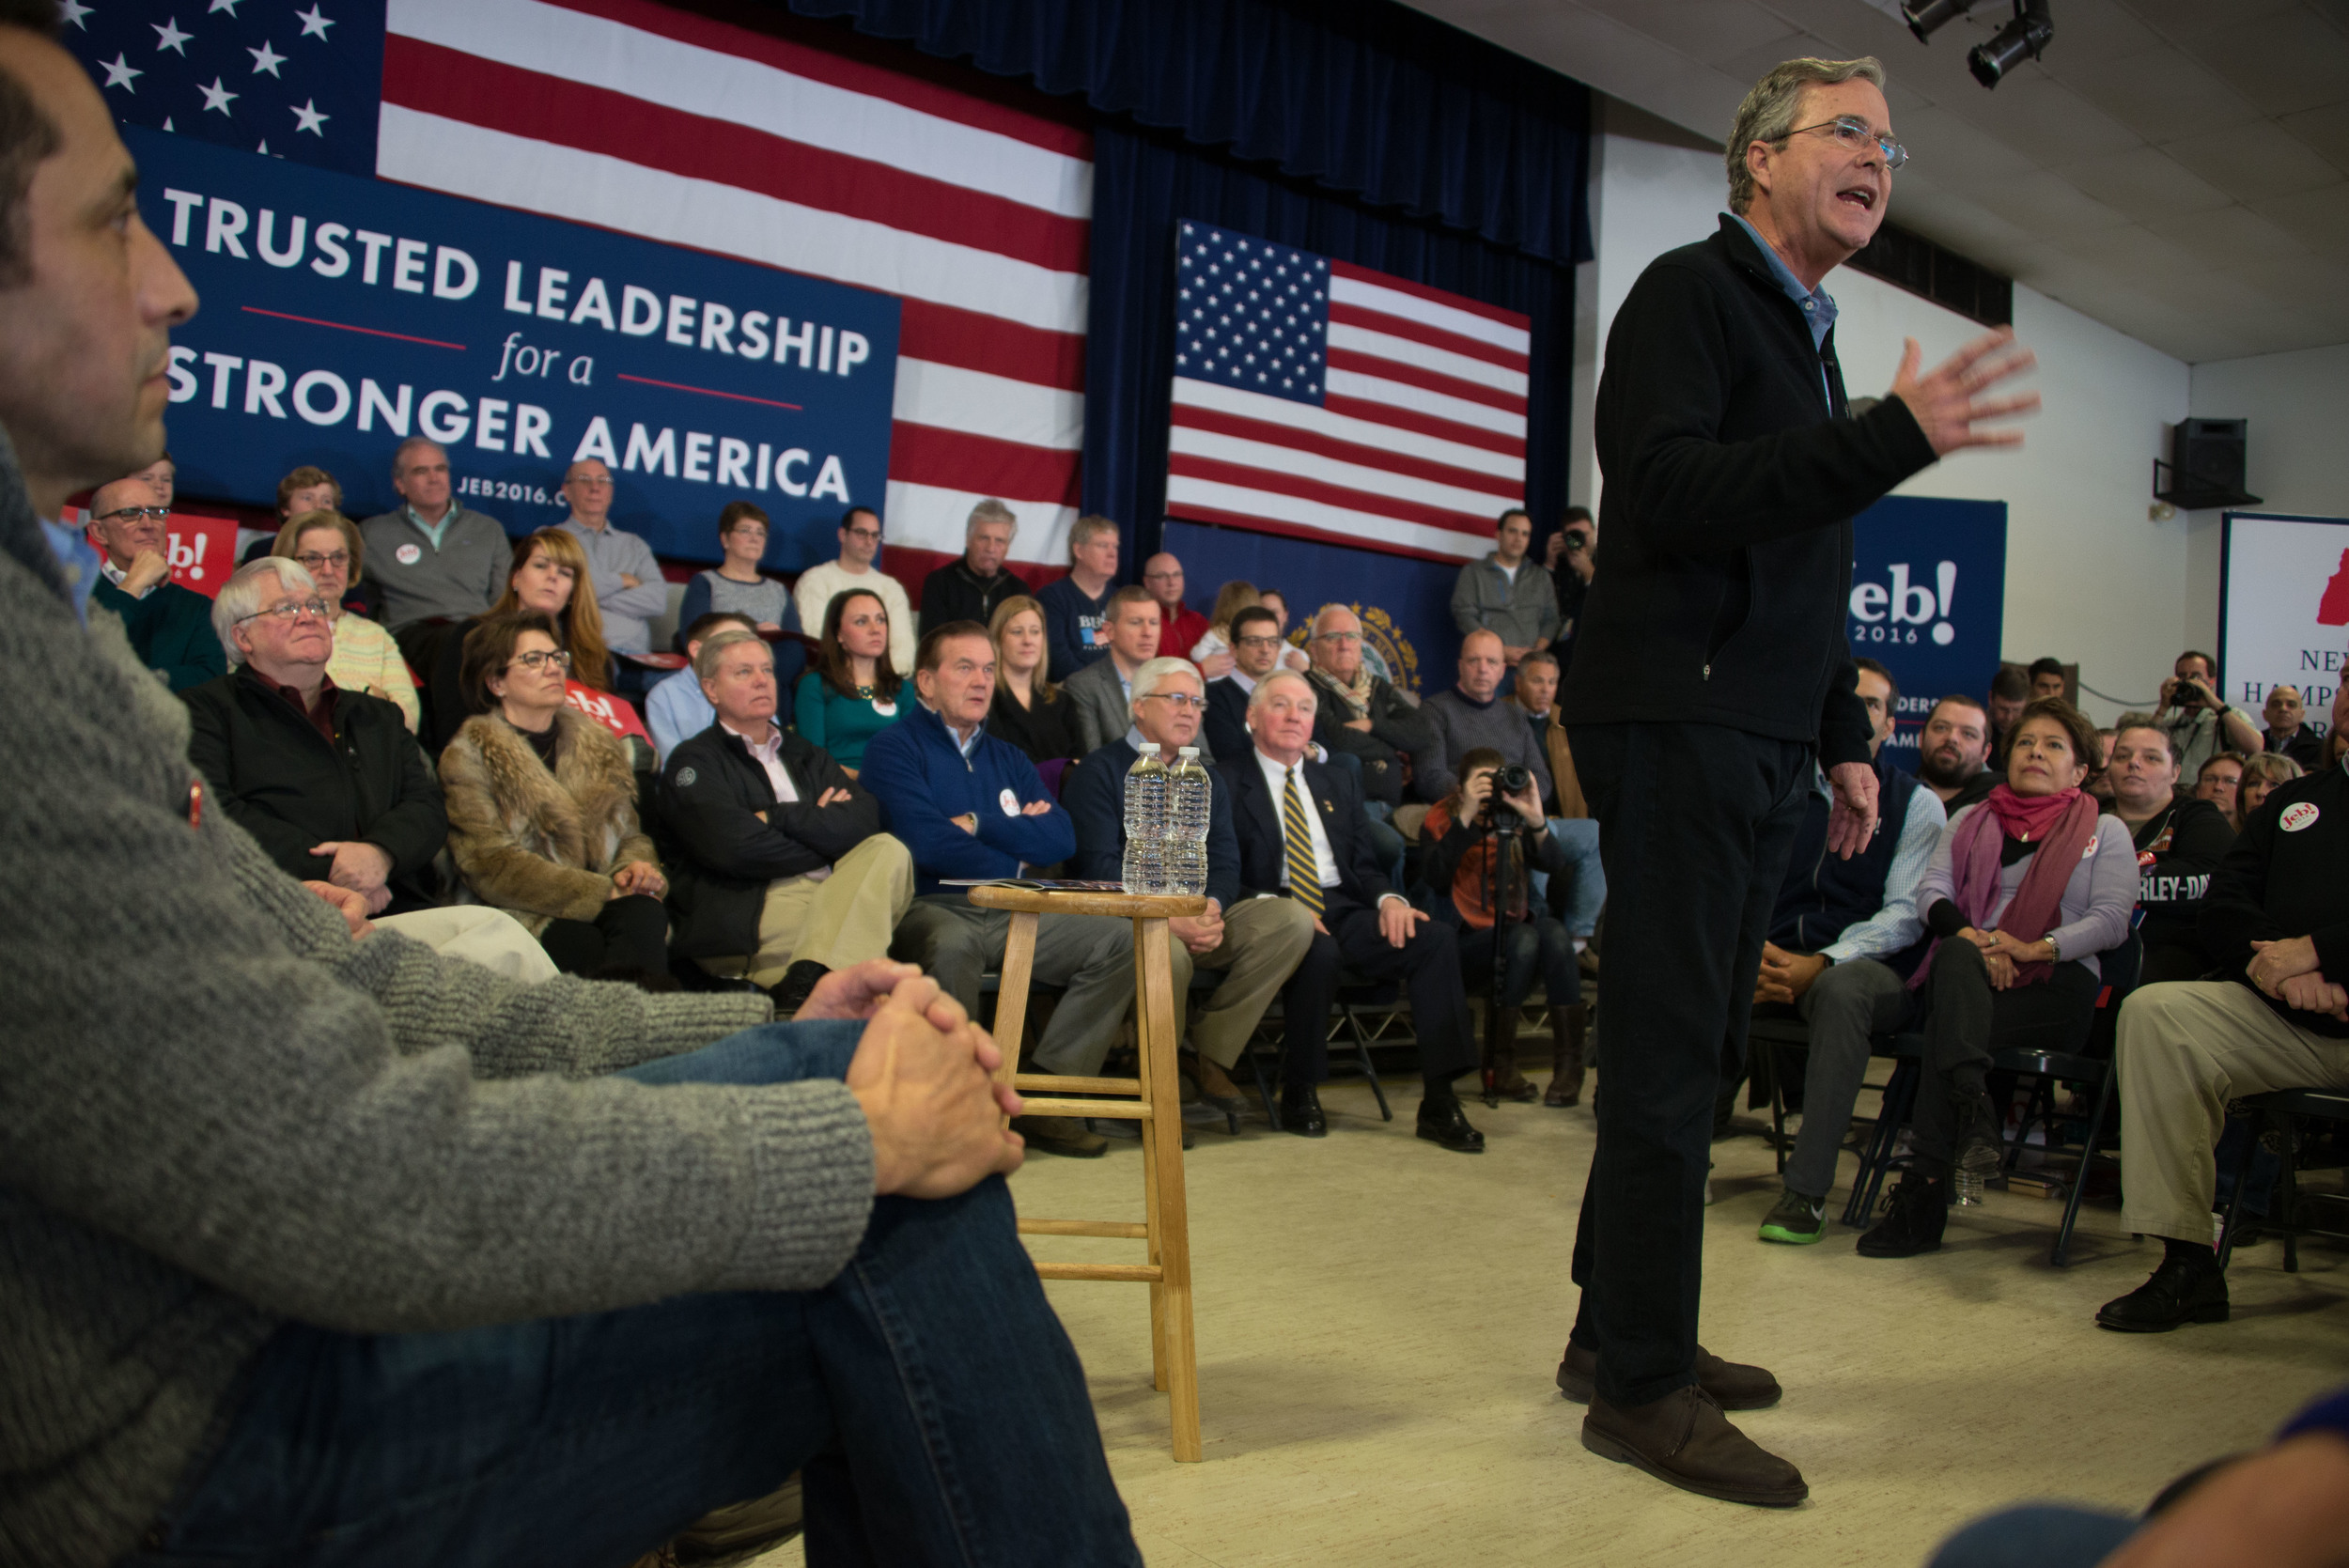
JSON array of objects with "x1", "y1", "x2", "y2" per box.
[{"x1": 1859, "y1": 697, "x2": 2137, "y2": 1259}]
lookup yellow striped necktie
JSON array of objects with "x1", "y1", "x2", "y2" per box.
[{"x1": 1282, "y1": 765, "x2": 1324, "y2": 915}]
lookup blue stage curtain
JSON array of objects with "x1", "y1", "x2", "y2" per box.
[
  {"x1": 774, "y1": 0, "x2": 1593, "y2": 267},
  {"x1": 1082, "y1": 119, "x2": 1579, "y2": 562}
]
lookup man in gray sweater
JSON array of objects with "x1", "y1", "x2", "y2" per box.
[
  {"x1": 1418, "y1": 629, "x2": 1555, "y2": 805},
  {"x1": 357, "y1": 436, "x2": 511, "y2": 632},
  {"x1": 0, "y1": 18, "x2": 1136, "y2": 1564},
  {"x1": 1449, "y1": 505, "x2": 1560, "y2": 668}
]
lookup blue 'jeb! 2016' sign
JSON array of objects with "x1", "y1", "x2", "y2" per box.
[
  {"x1": 1847, "y1": 495, "x2": 2008, "y2": 771},
  {"x1": 135, "y1": 126, "x2": 900, "y2": 567}
]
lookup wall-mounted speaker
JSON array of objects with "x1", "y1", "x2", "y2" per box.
[{"x1": 2155, "y1": 418, "x2": 2261, "y2": 510}]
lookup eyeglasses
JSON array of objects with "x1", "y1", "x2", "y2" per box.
[
  {"x1": 1787, "y1": 116, "x2": 1907, "y2": 171},
  {"x1": 843, "y1": 527, "x2": 881, "y2": 543},
  {"x1": 510, "y1": 649, "x2": 573, "y2": 672},
  {"x1": 234, "y1": 598, "x2": 333, "y2": 626},
  {"x1": 294, "y1": 551, "x2": 351, "y2": 571},
  {"x1": 1235, "y1": 634, "x2": 1284, "y2": 651},
  {"x1": 1315, "y1": 630, "x2": 1362, "y2": 645},
  {"x1": 568, "y1": 475, "x2": 614, "y2": 489},
  {"x1": 1142, "y1": 691, "x2": 1205, "y2": 710},
  {"x1": 96, "y1": 505, "x2": 169, "y2": 524}
]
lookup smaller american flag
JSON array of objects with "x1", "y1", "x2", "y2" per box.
[{"x1": 1167, "y1": 220, "x2": 1530, "y2": 564}]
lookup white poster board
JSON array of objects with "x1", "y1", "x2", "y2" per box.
[{"x1": 2218, "y1": 511, "x2": 2349, "y2": 725}]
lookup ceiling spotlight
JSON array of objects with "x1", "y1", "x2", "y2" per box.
[
  {"x1": 1968, "y1": 0, "x2": 2053, "y2": 85},
  {"x1": 1900, "y1": 0, "x2": 1978, "y2": 42}
]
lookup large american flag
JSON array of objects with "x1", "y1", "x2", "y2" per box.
[
  {"x1": 1166, "y1": 221, "x2": 1529, "y2": 564},
  {"x1": 68, "y1": 0, "x2": 1088, "y2": 571}
]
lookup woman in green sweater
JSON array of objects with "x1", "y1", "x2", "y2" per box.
[{"x1": 793, "y1": 585, "x2": 903, "y2": 773}]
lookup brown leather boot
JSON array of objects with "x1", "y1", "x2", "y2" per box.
[
  {"x1": 1485, "y1": 1005, "x2": 1540, "y2": 1102},
  {"x1": 1546, "y1": 1003, "x2": 1588, "y2": 1107},
  {"x1": 1582, "y1": 1385, "x2": 1808, "y2": 1507}
]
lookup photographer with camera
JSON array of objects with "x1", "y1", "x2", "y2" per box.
[
  {"x1": 1545, "y1": 506, "x2": 1597, "y2": 671},
  {"x1": 1420, "y1": 748, "x2": 1587, "y2": 1107},
  {"x1": 2155, "y1": 649, "x2": 2262, "y2": 779}
]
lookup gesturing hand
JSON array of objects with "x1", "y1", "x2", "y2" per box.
[
  {"x1": 1826, "y1": 761, "x2": 1880, "y2": 859},
  {"x1": 848, "y1": 976, "x2": 1024, "y2": 1198},
  {"x1": 1890, "y1": 327, "x2": 2041, "y2": 457}
]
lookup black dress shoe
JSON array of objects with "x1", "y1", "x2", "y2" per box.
[
  {"x1": 1415, "y1": 1095, "x2": 1485, "y2": 1153},
  {"x1": 767, "y1": 959, "x2": 830, "y2": 1017},
  {"x1": 1855, "y1": 1171, "x2": 1946, "y2": 1258},
  {"x1": 2097, "y1": 1250, "x2": 2230, "y2": 1332},
  {"x1": 1279, "y1": 1084, "x2": 1328, "y2": 1137}
]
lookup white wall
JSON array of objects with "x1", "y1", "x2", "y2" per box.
[{"x1": 1578, "y1": 97, "x2": 2196, "y2": 723}]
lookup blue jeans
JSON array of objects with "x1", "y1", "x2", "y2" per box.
[
  {"x1": 1531, "y1": 817, "x2": 1605, "y2": 939},
  {"x1": 1926, "y1": 1504, "x2": 2139, "y2": 1566},
  {"x1": 125, "y1": 1022, "x2": 1140, "y2": 1568}
]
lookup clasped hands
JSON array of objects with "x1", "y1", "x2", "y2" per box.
[
  {"x1": 309, "y1": 839, "x2": 396, "y2": 914},
  {"x1": 2248, "y1": 937, "x2": 2348, "y2": 1022},
  {"x1": 1954, "y1": 925, "x2": 2054, "y2": 992}
]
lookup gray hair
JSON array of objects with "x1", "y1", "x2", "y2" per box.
[
  {"x1": 1310, "y1": 602, "x2": 1359, "y2": 639},
  {"x1": 211, "y1": 556, "x2": 317, "y2": 666},
  {"x1": 391, "y1": 435, "x2": 445, "y2": 476},
  {"x1": 1246, "y1": 668, "x2": 1317, "y2": 715},
  {"x1": 693, "y1": 626, "x2": 769, "y2": 684},
  {"x1": 1126, "y1": 655, "x2": 1202, "y2": 724},
  {"x1": 966, "y1": 498, "x2": 1019, "y2": 539},
  {"x1": 1725, "y1": 56, "x2": 1886, "y2": 215}
]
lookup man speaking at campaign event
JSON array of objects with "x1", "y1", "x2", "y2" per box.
[{"x1": 1554, "y1": 55, "x2": 2039, "y2": 1505}]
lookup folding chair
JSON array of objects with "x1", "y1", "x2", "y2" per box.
[
  {"x1": 1745, "y1": 1012, "x2": 1924, "y2": 1229},
  {"x1": 2218, "y1": 1088, "x2": 2349, "y2": 1275}
]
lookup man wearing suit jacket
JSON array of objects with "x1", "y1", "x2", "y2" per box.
[
  {"x1": 1060, "y1": 586, "x2": 1161, "y2": 756},
  {"x1": 1221, "y1": 671, "x2": 1485, "y2": 1150}
]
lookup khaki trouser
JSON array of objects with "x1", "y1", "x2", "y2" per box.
[
  {"x1": 2118, "y1": 979, "x2": 2349, "y2": 1243},
  {"x1": 375, "y1": 906, "x2": 560, "y2": 985},
  {"x1": 699, "y1": 834, "x2": 914, "y2": 988},
  {"x1": 1166, "y1": 894, "x2": 1317, "y2": 1069}
]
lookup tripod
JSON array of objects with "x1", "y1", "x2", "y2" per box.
[{"x1": 1477, "y1": 805, "x2": 1522, "y2": 1110}]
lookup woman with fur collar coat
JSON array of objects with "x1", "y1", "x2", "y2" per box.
[{"x1": 441, "y1": 611, "x2": 672, "y2": 982}]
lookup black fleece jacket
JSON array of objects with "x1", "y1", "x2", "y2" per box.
[
  {"x1": 658, "y1": 721, "x2": 881, "y2": 958},
  {"x1": 2201, "y1": 763, "x2": 2349, "y2": 1039},
  {"x1": 1560, "y1": 215, "x2": 1940, "y2": 767}
]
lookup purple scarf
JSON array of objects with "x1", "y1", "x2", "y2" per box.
[{"x1": 1909, "y1": 785, "x2": 2098, "y2": 990}]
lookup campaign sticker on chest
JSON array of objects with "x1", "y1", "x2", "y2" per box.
[
  {"x1": 2280, "y1": 801, "x2": 2321, "y2": 833},
  {"x1": 395, "y1": 542, "x2": 423, "y2": 566},
  {"x1": 872, "y1": 698, "x2": 897, "y2": 718},
  {"x1": 1000, "y1": 787, "x2": 1021, "y2": 816}
]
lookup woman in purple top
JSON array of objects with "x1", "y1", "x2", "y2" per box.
[{"x1": 1859, "y1": 698, "x2": 2137, "y2": 1259}]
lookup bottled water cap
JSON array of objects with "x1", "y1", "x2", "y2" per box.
[
  {"x1": 1177, "y1": 747, "x2": 1199, "y2": 757},
  {"x1": 1139, "y1": 742, "x2": 1161, "y2": 754}
]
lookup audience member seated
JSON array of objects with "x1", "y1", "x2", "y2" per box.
[
  {"x1": 1305, "y1": 602, "x2": 1435, "y2": 819},
  {"x1": 1750, "y1": 659, "x2": 1945, "y2": 1246},
  {"x1": 1859, "y1": 699, "x2": 2135, "y2": 1260},
  {"x1": 918, "y1": 496, "x2": 1027, "y2": 633},
  {"x1": 1419, "y1": 748, "x2": 1586, "y2": 1106},
  {"x1": 1506, "y1": 650, "x2": 1606, "y2": 950},
  {"x1": 427, "y1": 528, "x2": 614, "y2": 751},
  {"x1": 678, "y1": 502, "x2": 801, "y2": 635},
  {"x1": 2155, "y1": 648, "x2": 2262, "y2": 778},
  {"x1": 793, "y1": 588, "x2": 905, "y2": 774},
  {"x1": 2107, "y1": 723, "x2": 2233, "y2": 986},
  {"x1": 661, "y1": 629, "x2": 917, "y2": 1012},
  {"x1": 1140, "y1": 551, "x2": 1226, "y2": 678},
  {"x1": 2239, "y1": 751, "x2": 2304, "y2": 825},
  {"x1": 1061, "y1": 584, "x2": 1165, "y2": 756},
  {"x1": 859, "y1": 623, "x2": 1138, "y2": 1159},
  {"x1": 1221, "y1": 671, "x2": 1486, "y2": 1152},
  {"x1": 1543, "y1": 505, "x2": 1595, "y2": 670},
  {"x1": 2195, "y1": 750, "x2": 2246, "y2": 826},
  {"x1": 985, "y1": 595, "x2": 1081, "y2": 765},
  {"x1": 555, "y1": 458, "x2": 668, "y2": 666},
  {"x1": 1985, "y1": 664, "x2": 2029, "y2": 757},
  {"x1": 1916, "y1": 693, "x2": 2000, "y2": 811},
  {"x1": 1253, "y1": 587, "x2": 1314, "y2": 674},
  {"x1": 791, "y1": 505, "x2": 915, "y2": 675},
  {"x1": 1451, "y1": 506, "x2": 1559, "y2": 669},
  {"x1": 2097, "y1": 677, "x2": 2349, "y2": 1332},
  {"x1": 271, "y1": 508, "x2": 419, "y2": 731},
  {"x1": 2026, "y1": 656, "x2": 2067, "y2": 700},
  {"x1": 183, "y1": 558, "x2": 447, "y2": 917},
  {"x1": 2259, "y1": 683, "x2": 2326, "y2": 769},
  {"x1": 648, "y1": 611, "x2": 754, "y2": 762},
  {"x1": 1036, "y1": 512, "x2": 1121, "y2": 681},
  {"x1": 243, "y1": 465, "x2": 373, "y2": 611},
  {"x1": 1063, "y1": 656, "x2": 1317, "y2": 1116},
  {"x1": 85, "y1": 465, "x2": 224, "y2": 691},
  {"x1": 1418, "y1": 629, "x2": 1554, "y2": 804},
  {"x1": 359, "y1": 436, "x2": 509, "y2": 644},
  {"x1": 1187, "y1": 580, "x2": 1261, "y2": 676},
  {"x1": 440, "y1": 612, "x2": 671, "y2": 982},
  {"x1": 1206, "y1": 604, "x2": 1283, "y2": 762}
]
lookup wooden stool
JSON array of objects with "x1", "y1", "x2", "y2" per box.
[{"x1": 969, "y1": 883, "x2": 1207, "y2": 1462}]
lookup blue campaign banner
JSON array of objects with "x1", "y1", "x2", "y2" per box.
[
  {"x1": 135, "y1": 127, "x2": 899, "y2": 568},
  {"x1": 1848, "y1": 495, "x2": 2008, "y2": 770},
  {"x1": 1163, "y1": 520, "x2": 1459, "y2": 695}
]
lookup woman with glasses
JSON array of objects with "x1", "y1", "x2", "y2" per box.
[
  {"x1": 440, "y1": 610, "x2": 672, "y2": 983},
  {"x1": 426, "y1": 529, "x2": 614, "y2": 750},
  {"x1": 268, "y1": 508, "x2": 419, "y2": 731},
  {"x1": 677, "y1": 501, "x2": 801, "y2": 641},
  {"x1": 793, "y1": 589, "x2": 904, "y2": 775},
  {"x1": 984, "y1": 594, "x2": 1081, "y2": 765}
]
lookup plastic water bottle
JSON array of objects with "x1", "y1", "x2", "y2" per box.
[
  {"x1": 1165, "y1": 747, "x2": 1213, "y2": 896},
  {"x1": 1122, "y1": 743, "x2": 1169, "y2": 894}
]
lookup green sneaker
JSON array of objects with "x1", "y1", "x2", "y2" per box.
[{"x1": 1758, "y1": 1187, "x2": 1828, "y2": 1245}]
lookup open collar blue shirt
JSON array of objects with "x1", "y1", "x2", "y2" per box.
[{"x1": 1731, "y1": 213, "x2": 1838, "y2": 404}]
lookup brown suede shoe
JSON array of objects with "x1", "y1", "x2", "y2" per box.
[
  {"x1": 1556, "y1": 1341, "x2": 1782, "y2": 1411},
  {"x1": 1582, "y1": 1386, "x2": 1808, "y2": 1507}
]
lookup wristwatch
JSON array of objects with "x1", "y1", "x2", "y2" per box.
[{"x1": 2044, "y1": 931, "x2": 2062, "y2": 962}]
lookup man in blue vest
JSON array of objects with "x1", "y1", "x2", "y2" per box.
[{"x1": 1746, "y1": 658, "x2": 1946, "y2": 1245}]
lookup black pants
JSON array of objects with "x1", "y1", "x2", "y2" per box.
[
  {"x1": 1456, "y1": 914, "x2": 1581, "y2": 1012},
  {"x1": 1275, "y1": 896, "x2": 1478, "y2": 1089},
  {"x1": 1565, "y1": 722, "x2": 1810, "y2": 1406},
  {"x1": 539, "y1": 893, "x2": 670, "y2": 978},
  {"x1": 1910, "y1": 939, "x2": 2099, "y2": 1171}
]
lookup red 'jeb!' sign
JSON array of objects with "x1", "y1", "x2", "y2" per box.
[{"x1": 565, "y1": 680, "x2": 652, "y2": 745}]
